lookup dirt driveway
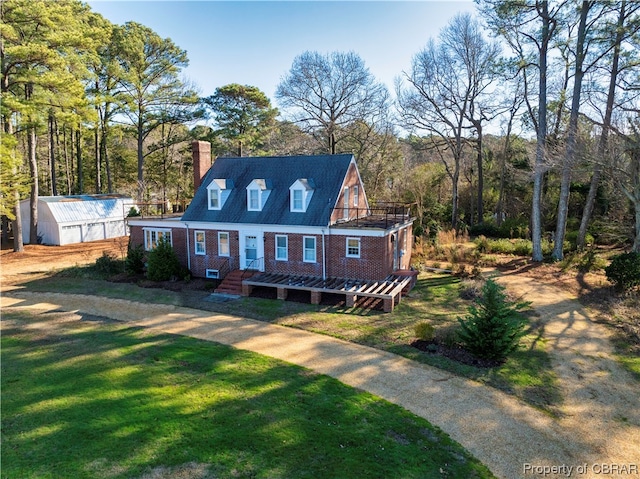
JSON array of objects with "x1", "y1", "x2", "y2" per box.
[
  {"x1": 0, "y1": 237, "x2": 128, "y2": 290},
  {"x1": 2, "y1": 241, "x2": 639, "y2": 478}
]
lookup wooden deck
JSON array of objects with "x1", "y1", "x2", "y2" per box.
[{"x1": 242, "y1": 272, "x2": 414, "y2": 312}]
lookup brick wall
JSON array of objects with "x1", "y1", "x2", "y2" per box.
[
  {"x1": 330, "y1": 163, "x2": 367, "y2": 223},
  {"x1": 264, "y1": 232, "x2": 323, "y2": 277},
  {"x1": 130, "y1": 223, "x2": 413, "y2": 281},
  {"x1": 189, "y1": 228, "x2": 240, "y2": 277},
  {"x1": 192, "y1": 140, "x2": 212, "y2": 191}
]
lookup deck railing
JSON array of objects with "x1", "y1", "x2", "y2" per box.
[
  {"x1": 332, "y1": 202, "x2": 415, "y2": 228},
  {"x1": 242, "y1": 257, "x2": 264, "y2": 281}
]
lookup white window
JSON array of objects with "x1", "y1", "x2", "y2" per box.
[
  {"x1": 346, "y1": 237, "x2": 361, "y2": 258},
  {"x1": 209, "y1": 189, "x2": 220, "y2": 210},
  {"x1": 207, "y1": 179, "x2": 233, "y2": 210},
  {"x1": 275, "y1": 235, "x2": 288, "y2": 261},
  {"x1": 218, "y1": 232, "x2": 230, "y2": 256},
  {"x1": 303, "y1": 236, "x2": 316, "y2": 263},
  {"x1": 195, "y1": 230, "x2": 206, "y2": 255},
  {"x1": 292, "y1": 189, "x2": 303, "y2": 211},
  {"x1": 246, "y1": 179, "x2": 271, "y2": 212},
  {"x1": 353, "y1": 185, "x2": 359, "y2": 207},
  {"x1": 206, "y1": 269, "x2": 220, "y2": 279},
  {"x1": 144, "y1": 228, "x2": 172, "y2": 251},
  {"x1": 289, "y1": 178, "x2": 314, "y2": 213},
  {"x1": 343, "y1": 187, "x2": 349, "y2": 219},
  {"x1": 248, "y1": 189, "x2": 260, "y2": 211}
]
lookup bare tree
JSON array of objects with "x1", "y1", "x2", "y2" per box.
[
  {"x1": 551, "y1": 0, "x2": 593, "y2": 260},
  {"x1": 276, "y1": 51, "x2": 389, "y2": 154},
  {"x1": 480, "y1": 0, "x2": 566, "y2": 261},
  {"x1": 577, "y1": 1, "x2": 640, "y2": 249},
  {"x1": 397, "y1": 13, "x2": 499, "y2": 229}
]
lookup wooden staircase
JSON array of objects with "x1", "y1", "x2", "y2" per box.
[{"x1": 215, "y1": 269, "x2": 257, "y2": 295}]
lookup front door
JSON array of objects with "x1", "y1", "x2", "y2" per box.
[
  {"x1": 240, "y1": 232, "x2": 264, "y2": 271},
  {"x1": 245, "y1": 235, "x2": 257, "y2": 268}
]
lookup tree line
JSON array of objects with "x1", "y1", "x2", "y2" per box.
[{"x1": 1, "y1": 0, "x2": 639, "y2": 257}]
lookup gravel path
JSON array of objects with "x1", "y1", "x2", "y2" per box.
[
  {"x1": 3, "y1": 287, "x2": 638, "y2": 479},
  {"x1": 493, "y1": 272, "x2": 640, "y2": 475}
]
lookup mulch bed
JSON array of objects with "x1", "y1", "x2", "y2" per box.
[{"x1": 410, "y1": 340, "x2": 502, "y2": 368}]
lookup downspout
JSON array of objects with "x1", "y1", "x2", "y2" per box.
[
  {"x1": 321, "y1": 229, "x2": 326, "y2": 280},
  {"x1": 185, "y1": 222, "x2": 191, "y2": 271}
]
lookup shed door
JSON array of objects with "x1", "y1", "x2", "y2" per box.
[
  {"x1": 60, "y1": 225, "x2": 82, "y2": 245},
  {"x1": 85, "y1": 222, "x2": 105, "y2": 242}
]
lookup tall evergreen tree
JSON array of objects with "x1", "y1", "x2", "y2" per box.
[
  {"x1": 1, "y1": 0, "x2": 100, "y2": 246},
  {"x1": 113, "y1": 22, "x2": 200, "y2": 201},
  {"x1": 203, "y1": 84, "x2": 277, "y2": 157}
]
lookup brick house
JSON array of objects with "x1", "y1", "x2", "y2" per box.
[{"x1": 128, "y1": 141, "x2": 415, "y2": 311}]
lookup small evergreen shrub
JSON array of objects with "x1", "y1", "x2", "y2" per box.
[
  {"x1": 414, "y1": 322, "x2": 435, "y2": 341},
  {"x1": 435, "y1": 324, "x2": 461, "y2": 348},
  {"x1": 125, "y1": 242, "x2": 145, "y2": 275},
  {"x1": 469, "y1": 222, "x2": 499, "y2": 238},
  {"x1": 564, "y1": 231, "x2": 595, "y2": 251},
  {"x1": 94, "y1": 252, "x2": 122, "y2": 276},
  {"x1": 146, "y1": 236, "x2": 182, "y2": 282},
  {"x1": 605, "y1": 252, "x2": 640, "y2": 292},
  {"x1": 512, "y1": 239, "x2": 533, "y2": 256},
  {"x1": 457, "y1": 278, "x2": 529, "y2": 362},
  {"x1": 474, "y1": 235, "x2": 489, "y2": 253}
]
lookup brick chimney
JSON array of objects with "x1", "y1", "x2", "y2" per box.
[{"x1": 192, "y1": 140, "x2": 212, "y2": 191}]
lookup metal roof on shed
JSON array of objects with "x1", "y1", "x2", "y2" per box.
[{"x1": 35, "y1": 194, "x2": 132, "y2": 224}]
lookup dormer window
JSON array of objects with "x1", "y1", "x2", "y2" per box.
[
  {"x1": 292, "y1": 189, "x2": 303, "y2": 211},
  {"x1": 209, "y1": 189, "x2": 220, "y2": 209},
  {"x1": 246, "y1": 179, "x2": 271, "y2": 212},
  {"x1": 207, "y1": 179, "x2": 233, "y2": 211},
  {"x1": 289, "y1": 179, "x2": 314, "y2": 213}
]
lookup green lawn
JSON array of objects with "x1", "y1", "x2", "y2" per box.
[
  {"x1": 2, "y1": 310, "x2": 494, "y2": 479},
  {"x1": 22, "y1": 269, "x2": 561, "y2": 413}
]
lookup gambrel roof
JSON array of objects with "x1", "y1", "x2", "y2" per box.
[{"x1": 181, "y1": 154, "x2": 355, "y2": 226}]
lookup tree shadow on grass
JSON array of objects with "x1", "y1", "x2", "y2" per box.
[{"x1": 2, "y1": 309, "x2": 493, "y2": 479}]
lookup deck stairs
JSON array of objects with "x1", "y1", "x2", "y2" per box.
[{"x1": 215, "y1": 269, "x2": 257, "y2": 295}]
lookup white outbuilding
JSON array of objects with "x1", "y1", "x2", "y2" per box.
[{"x1": 20, "y1": 194, "x2": 134, "y2": 245}]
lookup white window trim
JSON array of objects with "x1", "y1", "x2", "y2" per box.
[
  {"x1": 194, "y1": 230, "x2": 206, "y2": 255},
  {"x1": 247, "y1": 188, "x2": 260, "y2": 211},
  {"x1": 343, "y1": 187, "x2": 349, "y2": 219},
  {"x1": 275, "y1": 234, "x2": 288, "y2": 261},
  {"x1": 218, "y1": 231, "x2": 230, "y2": 257},
  {"x1": 346, "y1": 237, "x2": 361, "y2": 258},
  {"x1": 291, "y1": 189, "x2": 304, "y2": 212},
  {"x1": 246, "y1": 179, "x2": 271, "y2": 212},
  {"x1": 206, "y1": 269, "x2": 220, "y2": 279},
  {"x1": 143, "y1": 228, "x2": 172, "y2": 251},
  {"x1": 353, "y1": 185, "x2": 359, "y2": 207},
  {"x1": 303, "y1": 236, "x2": 316, "y2": 263},
  {"x1": 208, "y1": 188, "x2": 221, "y2": 210},
  {"x1": 289, "y1": 179, "x2": 314, "y2": 213}
]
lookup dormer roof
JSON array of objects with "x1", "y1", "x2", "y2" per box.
[
  {"x1": 294, "y1": 178, "x2": 315, "y2": 190},
  {"x1": 182, "y1": 154, "x2": 356, "y2": 227},
  {"x1": 208, "y1": 178, "x2": 234, "y2": 190}
]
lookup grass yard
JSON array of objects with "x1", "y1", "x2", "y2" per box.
[
  {"x1": 1, "y1": 309, "x2": 494, "y2": 479},
  {"x1": 21, "y1": 269, "x2": 561, "y2": 414}
]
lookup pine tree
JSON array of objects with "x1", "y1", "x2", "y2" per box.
[
  {"x1": 457, "y1": 278, "x2": 529, "y2": 362},
  {"x1": 146, "y1": 236, "x2": 182, "y2": 282}
]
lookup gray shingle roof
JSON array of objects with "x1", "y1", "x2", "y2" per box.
[{"x1": 181, "y1": 154, "x2": 354, "y2": 226}]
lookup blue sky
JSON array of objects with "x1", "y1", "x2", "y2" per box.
[{"x1": 89, "y1": 1, "x2": 477, "y2": 106}]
